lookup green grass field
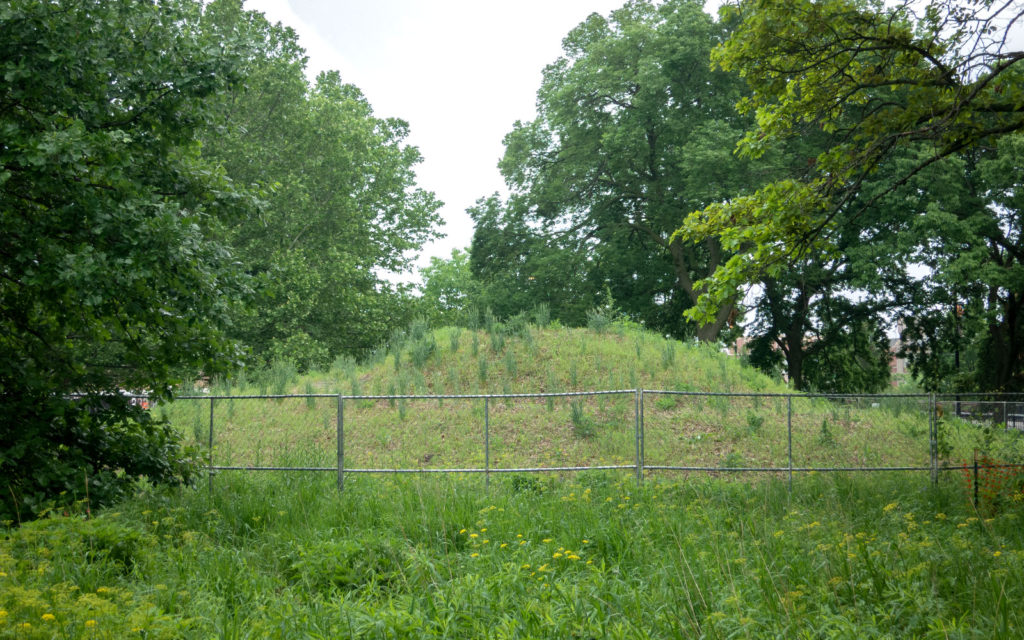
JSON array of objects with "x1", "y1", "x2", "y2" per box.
[
  {"x1": 2, "y1": 472, "x2": 1024, "y2": 638},
  {"x1": 4, "y1": 322, "x2": 1024, "y2": 638}
]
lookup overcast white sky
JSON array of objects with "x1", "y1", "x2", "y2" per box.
[{"x1": 244, "y1": 0, "x2": 659, "y2": 277}]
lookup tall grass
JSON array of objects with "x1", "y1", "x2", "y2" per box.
[{"x1": 3, "y1": 472, "x2": 1023, "y2": 638}]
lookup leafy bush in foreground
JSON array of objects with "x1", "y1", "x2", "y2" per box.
[{"x1": 0, "y1": 395, "x2": 201, "y2": 524}]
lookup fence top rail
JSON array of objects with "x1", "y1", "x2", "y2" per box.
[
  {"x1": 174, "y1": 389, "x2": 638, "y2": 401},
  {"x1": 165, "y1": 389, "x2": 1024, "y2": 402},
  {"x1": 644, "y1": 390, "x2": 936, "y2": 400}
]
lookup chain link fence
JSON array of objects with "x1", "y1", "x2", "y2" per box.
[{"x1": 149, "y1": 390, "x2": 1024, "y2": 492}]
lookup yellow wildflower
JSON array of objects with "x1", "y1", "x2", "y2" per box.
[
  {"x1": 85, "y1": 620, "x2": 97, "y2": 628},
  {"x1": 41, "y1": 614, "x2": 56, "y2": 622},
  {"x1": 469, "y1": 533, "x2": 478, "y2": 539}
]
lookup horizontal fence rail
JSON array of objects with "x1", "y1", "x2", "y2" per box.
[{"x1": 142, "y1": 389, "x2": 1024, "y2": 493}]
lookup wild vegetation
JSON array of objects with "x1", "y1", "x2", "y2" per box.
[
  {"x1": 3, "y1": 1, "x2": 1024, "y2": 636},
  {"x1": 3, "y1": 470, "x2": 1024, "y2": 638}
]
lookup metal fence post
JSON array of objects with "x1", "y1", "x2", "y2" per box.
[
  {"x1": 787, "y1": 395, "x2": 793, "y2": 492},
  {"x1": 484, "y1": 397, "x2": 490, "y2": 491},
  {"x1": 930, "y1": 393, "x2": 938, "y2": 486},
  {"x1": 208, "y1": 397, "x2": 214, "y2": 494},
  {"x1": 634, "y1": 389, "x2": 641, "y2": 486},
  {"x1": 337, "y1": 395, "x2": 344, "y2": 492},
  {"x1": 639, "y1": 389, "x2": 645, "y2": 485}
]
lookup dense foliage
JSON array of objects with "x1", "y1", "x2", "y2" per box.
[
  {"x1": 677, "y1": 0, "x2": 1024, "y2": 391},
  {"x1": 0, "y1": 0, "x2": 252, "y2": 520},
  {"x1": 200, "y1": 3, "x2": 442, "y2": 370},
  {"x1": 0, "y1": 0, "x2": 442, "y2": 520},
  {"x1": 480, "y1": 0, "x2": 752, "y2": 342}
]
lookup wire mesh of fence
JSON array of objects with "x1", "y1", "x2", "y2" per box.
[{"x1": 142, "y1": 390, "x2": 1024, "y2": 492}]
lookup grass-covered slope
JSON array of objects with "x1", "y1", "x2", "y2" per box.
[{"x1": 157, "y1": 322, "x2": 1018, "y2": 475}]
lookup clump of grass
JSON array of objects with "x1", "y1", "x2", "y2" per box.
[
  {"x1": 746, "y1": 411, "x2": 765, "y2": 435},
  {"x1": 448, "y1": 327, "x2": 462, "y2": 353},
  {"x1": 478, "y1": 354, "x2": 489, "y2": 384},
  {"x1": 304, "y1": 381, "x2": 315, "y2": 408},
  {"x1": 504, "y1": 349, "x2": 517, "y2": 378},
  {"x1": 489, "y1": 327, "x2": 506, "y2": 353},
  {"x1": 661, "y1": 340, "x2": 676, "y2": 369},
  {"x1": 570, "y1": 400, "x2": 596, "y2": 439},
  {"x1": 267, "y1": 358, "x2": 297, "y2": 396},
  {"x1": 332, "y1": 354, "x2": 357, "y2": 379}
]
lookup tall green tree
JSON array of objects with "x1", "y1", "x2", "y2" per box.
[
  {"x1": 678, "y1": 0, "x2": 1024, "y2": 327},
  {"x1": 417, "y1": 249, "x2": 481, "y2": 328},
  {"x1": 1, "y1": 0, "x2": 255, "y2": 518},
  {"x1": 200, "y1": 2, "x2": 442, "y2": 369},
  {"x1": 468, "y1": 195, "x2": 596, "y2": 326},
  {"x1": 499, "y1": 0, "x2": 753, "y2": 341},
  {"x1": 897, "y1": 138, "x2": 1024, "y2": 391}
]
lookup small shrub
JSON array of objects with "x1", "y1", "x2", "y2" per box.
[
  {"x1": 267, "y1": 358, "x2": 298, "y2": 396},
  {"x1": 448, "y1": 327, "x2": 462, "y2": 353},
  {"x1": 570, "y1": 401, "x2": 596, "y2": 439},
  {"x1": 586, "y1": 307, "x2": 613, "y2": 334},
  {"x1": 489, "y1": 326, "x2": 506, "y2": 353},
  {"x1": 408, "y1": 334, "x2": 437, "y2": 368},
  {"x1": 819, "y1": 418, "x2": 836, "y2": 447},
  {"x1": 533, "y1": 303, "x2": 551, "y2": 327},
  {"x1": 507, "y1": 311, "x2": 531, "y2": 338},
  {"x1": 661, "y1": 341, "x2": 676, "y2": 369},
  {"x1": 331, "y1": 354, "x2": 357, "y2": 378},
  {"x1": 408, "y1": 317, "x2": 430, "y2": 342},
  {"x1": 720, "y1": 451, "x2": 745, "y2": 469},
  {"x1": 655, "y1": 395, "x2": 678, "y2": 411},
  {"x1": 746, "y1": 411, "x2": 765, "y2": 435}
]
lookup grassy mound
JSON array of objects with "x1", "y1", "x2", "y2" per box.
[{"x1": 156, "y1": 322, "x2": 1023, "y2": 476}]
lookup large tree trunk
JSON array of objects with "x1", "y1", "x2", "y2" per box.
[{"x1": 667, "y1": 237, "x2": 734, "y2": 342}]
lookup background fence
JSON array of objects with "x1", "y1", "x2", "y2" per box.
[{"x1": 153, "y1": 390, "x2": 1024, "y2": 492}]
